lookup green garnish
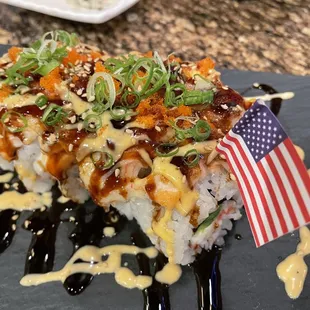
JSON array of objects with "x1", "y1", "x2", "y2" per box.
[
  {"x1": 121, "y1": 90, "x2": 141, "y2": 108},
  {"x1": 126, "y1": 57, "x2": 155, "y2": 96},
  {"x1": 35, "y1": 95, "x2": 48, "y2": 108},
  {"x1": 5, "y1": 30, "x2": 79, "y2": 85},
  {"x1": 83, "y1": 114, "x2": 102, "y2": 132},
  {"x1": 183, "y1": 149, "x2": 200, "y2": 167},
  {"x1": 42, "y1": 104, "x2": 67, "y2": 126},
  {"x1": 171, "y1": 119, "x2": 211, "y2": 142},
  {"x1": 155, "y1": 143, "x2": 179, "y2": 157},
  {"x1": 164, "y1": 83, "x2": 186, "y2": 107},
  {"x1": 197, "y1": 205, "x2": 222, "y2": 233},
  {"x1": 192, "y1": 120, "x2": 211, "y2": 142},
  {"x1": 91, "y1": 151, "x2": 114, "y2": 170},
  {"x1": 1, "y1": 111, "x2": 28, "y2": 132},
  {"x1": 182, "y1": 90, "x2": 214, "y2": 106}
]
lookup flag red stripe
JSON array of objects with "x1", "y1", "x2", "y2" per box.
[
  {"x1": 274, "y1": 146, "x2": 310, "y2": 223},
  {"x1": 265, "y1": 153, "x2": 299, "y2": 228},
  {"x1": 216, "y1": 147, "x2": 260, "y2": 246},
  {"x1": 226, "y1": 135, "x2": 277, "y2": 240},
  {"x1": 257, "y1": 161, "x2": 288, "y2": 234},
  {"x1": 284, "y1": 139, "x2": 310, "y2": 196},
  {"x1": 220, "y1": 139, "x2": 265, "y2": 245}
]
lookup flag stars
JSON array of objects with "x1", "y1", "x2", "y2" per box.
[
  {"x1": 279, "y1": 135, "x2": 282, "y2": 139},
  {"x1": 263, "y1": 113, "x2": 267, "y2": 116}
]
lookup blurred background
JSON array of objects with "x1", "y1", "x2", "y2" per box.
[{"x1": 0, "y1": 0, "x2": 308, "y2": 75}]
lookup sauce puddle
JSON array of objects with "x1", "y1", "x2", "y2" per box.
[
  {"x1": 277, "y1": 226, "x2": 310, "y2": 299},
  {"x1": 192, "y1": 246, "x2": 222, "y2": 310}
]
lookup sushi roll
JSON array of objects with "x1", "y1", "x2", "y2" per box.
[{"x1": 0, "y1": 30, "x2": 245, "y2": 264}]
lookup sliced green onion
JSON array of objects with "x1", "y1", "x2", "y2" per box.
[
  {"x1": 92, "y1": 101, "x2": 109, "y2": 114},
  {"x1": 35, "y1": 95, "x2": 48, "y2": 107},
  {"x1": 1, "y1": 111, "x2": 28, "y2": 133},
  {"x1": 104, "y1": 54, "x2": 136, "y2": 74},
  {"x1": 42, "y1": 104, "x2": 67, "y2": 126},
  {"x1": 83, "y1": 114, "x2": 102, "y2": 132},
  {"x1": 183, "y1": 149, "x2": 200, "y2": 167},
  {"x1": 155, "y1": 143, "x2": 179, "y2": 157},
  {"x1": 197, "y1": 205, "x2": 222, "y2": 233},
  {"x1": 182, "y1": 90, "x2": 214, "y2": 106},
  {"x1": 91, "y1": 151, "x2": 114, "y2": 170},
  {"x1": 164, "y1": 83, "x2": 186, "y2": 107},
  {"x1": 112, "y1": 74, "x2": 125, "y2": 95},
  {"x1": 109, "y1": 107, "x2": 127, "y2": 121},
  {"x1": 192, "y1": 120, "x2": 211, "y2": 142},
  {"x1": 87, "y1": 72, "x2": 116, "y2": 108},
  {"x1": 126, "y1": 58, "x2": 155, "y2": 95},
  {"x1": 121, "y1": 90, "x2": 140, "y2": 108}
]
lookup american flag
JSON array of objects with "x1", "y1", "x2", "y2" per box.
[{"x1": 217, "y1": 100, "x2": 310, "y2": 247}]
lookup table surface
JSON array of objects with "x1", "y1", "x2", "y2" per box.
[{"x1": 0, "y1": 0, "x2": 309, "y2": 75}]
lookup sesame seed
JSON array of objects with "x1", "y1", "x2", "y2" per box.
[
  {"x1": 87, "y1": 57, "x2": 92, "y2": 62},
  {"x1": 77, "y1": 123, "x2": 83, "y2": 131},
  {"x1": 24, "y1": 220, "x2": 30, "y2": 228},
  {"x1": 82, "y1": 73, "x2": 88, "y2": 77},
  {"x1": 82, "y1": 93, "x2": 87, "y2": 98},
  {"x1": 4, "y1": 183, "x2": 10, "y2": 189},
  {"x1": 60, "y1": 64, "x2": 64, "y2": 69},
  {"x1": 37, "y1": 229, "x2": 44, "y2": 235},
  {"x1": 70, "y1": 83, "x2": 75, "y2": 88},
  {"x1": 230, "y1": 173, "x2": 236, "y2": 181},
  {"x1": 84, "y1": 65, "x2": 90, "y2": 71},
  {"x1": 94, "y1": 58, "x2": 99, "y2": 62},
  {"x1": 0, "y1": 134, "x2": 3, "y2": 138},
  {"x1": 69, "y1": 115, "x2": 77, "y2": 123},
  {"x1": 75, "y1": 60, "x2": 80, "y2": 65},
  {"x1": 182, "y1": 175, "x2": 187, "y2": 183},
  {"x1": 11, "y1": 224, "x2": 16, "y2": 231},
  {"x1": 220, "y1": 154, "x2": 226, "y2": 159},
  {"x1": 125, "y1": 129, "x2": 133, "y2": 135},
  {"x1": 40, "y1": 207, "x2": 46, "y2": 212},
  {"x1": 68, "y1": 144, "x2": 74, "y2": 152},
  {"x1": 69, "y1": 216, "x2": 75, "y2": 222},
  {"x1": 115, "y1": 168, "x2": 120, "y2": 177},
  {"x1": 11, "y1": 215, "x2": 19, "y2": 221},
  {"x1": 155, "y1": 126, "x2": 161, "y2": 132},
  {"x1": 222, "y1": 86, "x2": 229, "y2": 90},
  {"x1": 77, "y1": 89, "x2": 83, "y2": 96},
  {"x1": 12, "y1": 183, "x2": 19, "y2": 190},
  {"x1": 221, "y1": 104, "x2": 228, "y2": 110}
]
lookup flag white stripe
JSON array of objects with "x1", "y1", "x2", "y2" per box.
[
  {"x1": 221, "y1": 136, "x2": 269, "y2": 244},
  {"x1": 230, "y1": 132, "x2": 283, "y2": 236},
  {"x1": 280, "y1": 143, "x2": 310, "y2": 206},
  {"x1": 217, "y1": 143, "x2": 262, "y2": 245},
  {"x1": 226, "y1": 134, "x2": 273, "y2": 241},
  {"x1": 268, "y1": 150, "x2": 304, "y2": 224},
  {"x1": 259, "y1": 157, "x2": 294, "y2": 231}
]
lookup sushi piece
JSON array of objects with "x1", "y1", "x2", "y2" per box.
[{"x1": 0, "y1": 30, "x2": 245, "y2": 264}]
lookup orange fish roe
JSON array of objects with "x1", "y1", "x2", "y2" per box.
[
  {"x1": 62, "y1": 49, "x2": 88, "y2": 66},
  {"x1": 39, "y1": 67, "x2": 62, "y2": 99},
  {"x1": 8, "y1": 47, "x2": 22, "y2": 63},
  {"x1": 136, "y1": 93, "x2": 192, "y2": 128},
  {"x1": 0, "y1": 84, "x2": 13, "y2": 101},
  {"x1": 197, "y1": 57, "x2": 215, "y2": 76},
  {"x1": 94, "y1": 62, "x2": 108, "y2": 73},
  {"x1": 90, "y1": 51, "x2": 102, "y2": 60},
  {"x1": 144, "y1": 51, "x2": 153, "y2": 58}
]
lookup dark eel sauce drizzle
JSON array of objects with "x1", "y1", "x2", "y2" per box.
[{"x1": 0, "y1": 83, "x2": 284, "y2": 308}]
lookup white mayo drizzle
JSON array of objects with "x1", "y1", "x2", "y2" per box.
[
  {"x1": 244, "y1": 92, "x2": 295, "y2": 102},
  {"x1": 0, "y1": 172, "x2": 13, "y2": 183},
  {"x1": 0, "y1": 191, "x2": 52, "y2": 211},
  {"x1": 1, "y1": 93, "x2": 42, "y2": 109},
  {"x1": 20, "y1": 244, "x2": 158, "y2": 290},
  {"x1": 277, "y1": 226, "x2": 310, "y2": 299}
]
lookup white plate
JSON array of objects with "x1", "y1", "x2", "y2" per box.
[{"x1": 0, "y1": 0, "x2": 139, "y2": 23}]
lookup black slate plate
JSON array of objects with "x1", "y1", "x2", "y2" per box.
[{"x1": 0, "y1": 44, "x2": 309, "y2": 310}]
